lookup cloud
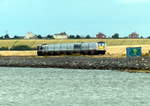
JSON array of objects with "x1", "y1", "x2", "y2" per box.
[{"x1": 118, "y1": 0, "x2": 150, "y2": 4}]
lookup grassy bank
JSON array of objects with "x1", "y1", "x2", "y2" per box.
[
  {"x1": 0, "y1": 45, "x2": 149, "y2": 57},
  {"x1": 0, "y1": 39, "x2": 150, "y2": 49},
  {"x1": 0, "y1": 39, "x2": 149, "y2": 57}
]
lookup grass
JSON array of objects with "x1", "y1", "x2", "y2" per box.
[
  {"x1": 0, "y1": 39, "x2": 149, "y2": 57},
  {"x1": 107, "y1": 45, "x2": 150, "y2": 57},
  {"x1": 0, "y1": 51, "x2": 37, "y2": 56},
  {"x1": 0, "y1": 44, "x2": 149, "y2": 57},
  {"x1": 0, "y1": 39, "x2": 150, "y2": 48}
]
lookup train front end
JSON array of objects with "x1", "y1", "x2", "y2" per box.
[
  {"x1": 97, "y1": 42, "x2": 106, "y2": 54},
  {"x1": 37, "y1": 44, "x2": 45, "y2": 56}
]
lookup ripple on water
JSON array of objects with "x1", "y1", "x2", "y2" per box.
[{"x1": 0, "y1": 67, "x2": 149, "y2": 106}]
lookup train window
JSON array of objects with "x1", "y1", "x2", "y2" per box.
[
  {"x1": 44, "y1": 46, "x2": 47, "y2": 50},
  {"x1": 74, "y1": 44, "x2": 81, "y2": 49},
  {"x1": 38, "y1": 46, "x2": 43, "y2": 50},
  {"x1": 98, "y1": 42, "x2": 105, "y2": 46}
]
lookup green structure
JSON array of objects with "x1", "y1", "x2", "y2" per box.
[{"x1": 126, "y1": 47, "x2": 142, "y2": 57}]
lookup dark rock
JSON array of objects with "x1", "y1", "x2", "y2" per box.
[{"x1": 0, "y1": 56, "x2": 149, "y2": 71}]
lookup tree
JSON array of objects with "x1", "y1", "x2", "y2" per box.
[
  {"x1": 76, "y1": 35, "x2": 81, "y2": 39},
  {"x1": 47, "y1": 34, "x2": 54, "y2": 39},
  {"x1": 37, "y1": 35, "x2": 42, "y2": 39},
  {"x1": 69, "y1": 35, "x2": 75, "y2": 39},
  {"x1": 85, "y1": 35, "x2": 91, "y2": 39},
  {"x1": 140, "y1": 36, "x2": 144, "y2": 38},
  {"x1": 4, "y1": 34, "x2": 10, "y2": 39},
  {"x1": 13, "y1": 35, "x2": 20, "y2": 39},
  {"x1": 112, "y1": 33, "x2": 119, "y2": 39}
]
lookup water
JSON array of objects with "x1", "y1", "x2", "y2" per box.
[{"x1": 0, "y1": 67, "x2": 150, "y2": 106}]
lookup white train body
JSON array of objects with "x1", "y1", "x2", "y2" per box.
[{"x1": 37, "y1": 42, "x2": 106, "y2": 56}]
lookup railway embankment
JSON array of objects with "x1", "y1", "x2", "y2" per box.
[{"x1": 0, "y1": 56, "x2": 149, "y2": 71}]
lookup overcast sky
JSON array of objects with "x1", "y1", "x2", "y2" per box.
[{"x1": 0, "y1": 0, "x2": 150, "y2": 37}]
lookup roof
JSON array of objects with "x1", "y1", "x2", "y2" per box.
[{"x1": 24, "y1": 32, "x2": 37, "y2": 39}]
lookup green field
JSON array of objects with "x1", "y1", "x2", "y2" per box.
[{"x1": 0, "y1": 39, "x2": 150, "y2": 48}]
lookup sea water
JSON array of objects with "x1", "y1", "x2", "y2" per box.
[{"x1": 0, "y1": 67, "x2": 149, "y2": 106}]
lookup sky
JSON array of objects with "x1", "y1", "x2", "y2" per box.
[{"x1": 0, "y1": 0, "x2": 150, "y2": 37}]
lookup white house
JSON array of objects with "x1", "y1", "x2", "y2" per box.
[
  {"x1": 53, "y1": 32, "x2": 68, "y2": 39},
  {"x1": 24, "y1": 32, "x2": 37, "y2": 39}
]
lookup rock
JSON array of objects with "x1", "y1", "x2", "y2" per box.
[{"x1": 0, "y1": 56, "x2": 149, "y2": 71}]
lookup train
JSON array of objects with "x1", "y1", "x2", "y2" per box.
[{"x1": 37, "y1": 42, "x2": 106, "y2": 56}]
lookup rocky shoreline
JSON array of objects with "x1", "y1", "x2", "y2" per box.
[{"x1": 0, "y1": 56, "x2": 149, "y2": 71}]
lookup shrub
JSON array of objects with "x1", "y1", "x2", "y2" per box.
[
  {"x1": 0, "y1": 47, "x2": 9, "y2": 50},
  {"x1": 10, "y1": 45, "x2": 34, "y2": 51}
]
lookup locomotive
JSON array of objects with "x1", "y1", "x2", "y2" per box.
[{"x1": 37, "y1": 42, "x2": 106, "y2": 56}]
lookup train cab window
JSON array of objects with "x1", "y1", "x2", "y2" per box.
[
  {"x1": 37, "y1": 46, "x2": 40, "y2": 50},
  {"x1": 37, "y1": 46, "x2": 43, "y2": 50},
  {"x1": 98, "y1": 42, "x2": 105, "y2": 46}
]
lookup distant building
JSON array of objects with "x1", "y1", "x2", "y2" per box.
[
  {"x1": 96, "y1": 33, "x2": 106, "y2": 39},
  {"x1": 53, "y1": 32, "x2": 68, "y2": 39},
  {"x1": 129, "y1": 32, "x2": 139, "y2": 38},
  {"x1": 24, "y1": 32, "x2": 37, "y2": 39}
]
